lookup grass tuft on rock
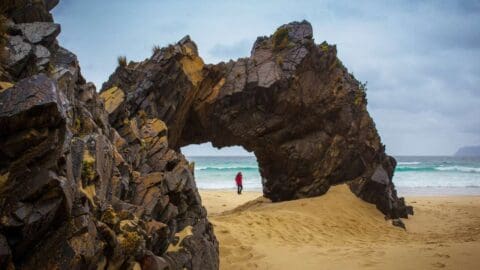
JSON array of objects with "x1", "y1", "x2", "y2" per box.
[
  {"x1": 117, "y1": 55, "x2": 127, "y2": 67},
  {"x1": 272, "y1": 27, "x2": 289, "y2": 51},
  {"x1": 320, "y1": 41, "x2": 329, "y2": 53},
  {"x1": 152, "y1": 45, "x2": 161, "y2": 55}
]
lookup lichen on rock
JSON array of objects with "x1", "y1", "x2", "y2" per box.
[
  {"x1": 99, "y1": 85, "x2": 125, "y2": 114},
  {"x1": 81, "y1": 149, "x2": 96, "y2": 182}
]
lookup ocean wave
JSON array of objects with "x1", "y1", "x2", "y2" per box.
[
  {"x1": 398, "y1": 184, "x2": 480, "y2": 187},
  {"x1": 196, "y1": 165, "x2": 259, "y2": 171},
  {"x1": 397, "y1": 162, "x2": 421, "y2": 165},
  {"x1": 434, "y1": 166, "x2": 480, "y2": 173},
  {"x1": 395, "y1": 166, "x2": 438, "y2": 172},
  {"x1": 396, "y1": 165, "x2": 480, "y2": 173}
]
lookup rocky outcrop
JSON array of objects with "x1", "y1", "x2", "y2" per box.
[
  {"x1": 0, "y1": 1, "x2": 218, "y2": 269},
  {"x1": 0, "y1": 0, "x2": 413, "y2": 268},
  {"x1": 455, "y1": 145, "x2": 480, "y2": 157},
  {"x1": 103, "y1": 21, "x2": 412, "y2": 221}
]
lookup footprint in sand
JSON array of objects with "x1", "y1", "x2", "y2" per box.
[
  {"x1": 362, "y1": 260, "x2": 379, "y2": 267},
  {"x1": 434, "y1": 253, "x2": 450, "y2": 259},
  {"x1": 432, "y1": 262, "x2": 446, "y2": 268}
]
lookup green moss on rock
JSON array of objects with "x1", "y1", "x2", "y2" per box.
[
  {"x1": 272, "y1": 27, "x2": 289, "y2": 51},
  {"x1": 119, "y1": 231, "x2": 143, "y2": 254}
]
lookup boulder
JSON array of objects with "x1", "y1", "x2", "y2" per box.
[
  {"x1": 0, "y1": 74, "x2": 66, "y2": 135},
  {"x1": 34, "y1": 44, "x2": 51, "y2": 67},
  {"x1": 5, "y1": 35, "x2": 33, "y2": 76},
  {"x1": 3, "y1": 0, "x2": 54, "y2": 23},
  {"x1": 13, "y1": 22, "x2": 60, "y2": 45}
]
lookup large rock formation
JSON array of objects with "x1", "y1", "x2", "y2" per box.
[
  {"x1": 0, "y1": 1, "x2": 217, "y2": 269},
  {"x1": 103, "y1": 22, "x2": 412, "y2": 220},
  {"x1": 0, "y1": 1, "x2": 413, "y2": 269}
]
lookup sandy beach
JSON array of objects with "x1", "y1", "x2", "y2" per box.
[{"x1": 200, "y1": 185, "x2": 480, "y2": 270}]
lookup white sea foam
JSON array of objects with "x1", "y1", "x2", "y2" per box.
[
  {"x1": 435, "y1": 166, "x2": 480, "y2": 173},
  {"x1": 196, "y1": 165, "x2": 259, "y2": 170},
  {"x1": 398, "y1": 162, "x2": 421, "y2": 165}
]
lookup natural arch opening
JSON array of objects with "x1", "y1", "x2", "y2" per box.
[{"x1": 181, "y1": 143, "x2": 262, "y2": 191}]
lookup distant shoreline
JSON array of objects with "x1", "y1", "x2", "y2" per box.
[
  {"x1": 187, "y1": 155, "x2": 480, "y2": 158},
  {"x1": 191, "y1": 155, "x2": 480, "y2": 196}
]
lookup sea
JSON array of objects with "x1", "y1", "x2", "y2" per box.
[{"x1": 187, "y1": 156, "x2": 480, "y2": 196}]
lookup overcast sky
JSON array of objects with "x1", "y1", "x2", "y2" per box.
[{"x1": 53, "y1": 0, "x2": 480, "y2": 156}]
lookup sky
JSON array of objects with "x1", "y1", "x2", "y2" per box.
[{"x1": 53, "y1": 0, "x2": 480, "y2": 156}]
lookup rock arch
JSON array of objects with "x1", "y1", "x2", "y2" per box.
[{"x1": 102, "y1": 21, "x2": 412, "y2": 219}]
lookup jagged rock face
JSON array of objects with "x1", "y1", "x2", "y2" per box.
[
  {"x1": 103, "y1": 21, "x2": 412, "y2": 220},
  {"x1": 0, "y1": 0, "x2": 413, "y2": 268},
  {"x1": 0, "y1": 2, "x2": 218, "y2": 270}
]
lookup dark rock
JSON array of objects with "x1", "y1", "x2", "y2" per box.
[
  {"x1": 3, "y1": 0, "x2": 54, "y2": 23},
  {"x1": 0, "y1": 74, "x2": 66, "y2": 135},
  {"x1": 13, "y1": 22, "x2": 60, "y2": 45},
  {"x1": 142, "y1": 251, "x2": 171, "y2": 270},
  {"x1": 0, "y1": 234, "x2": 14, "y2": 270},
  {"x1": 159, "y1": 204, "x2": 179, "y2": 223},
  {"x1": 44, "y1": 0, "x2": 60, "y2": 11},
  {"x1": 0, "y1": 1, "x2": 413, "y2": 269},
  {"x1": 5, "y1": 35, "x2": 33, "y2": 76},
  {"x1": 392, "y1": 219, "x2": 406, "y2": 230},
  {"x1": 102, "y1": 20, "x2": 412, "y2": 220},
  {"x1": 0, "y1": 3, "x2": 218, "y2": 269},
  {"x1": 33, "y1": 44, "x2": 51, "y2": 67}
]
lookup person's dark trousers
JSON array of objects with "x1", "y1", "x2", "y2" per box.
[{"x1": 237, "y1": 185, "x2": 243, "y2": 194}]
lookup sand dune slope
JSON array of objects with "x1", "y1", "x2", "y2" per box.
[{"x1": 201, "y1": 185, "x2": 480, "y2": 270}]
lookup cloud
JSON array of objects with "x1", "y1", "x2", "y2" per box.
[{"x1": 53, "y1": 0, "x2": 480, "y2": 155}]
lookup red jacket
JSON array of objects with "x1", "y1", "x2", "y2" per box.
[{"x1": 235, "y1": 173, "x2": 243, "y2": 186}]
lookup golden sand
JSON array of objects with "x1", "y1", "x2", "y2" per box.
[{"x1": 200, "y1": 185, "x2": 480, "y2": 270}]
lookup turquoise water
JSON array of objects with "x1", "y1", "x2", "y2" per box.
[{"x1": 187, "y1": 156, "x2": 480, "y2": 196}]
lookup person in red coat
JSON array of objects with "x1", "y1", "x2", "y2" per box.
[{"x1": 235, "y1": 172, "x2": 243, "y2": 195}]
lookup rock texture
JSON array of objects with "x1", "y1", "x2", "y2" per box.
[
  {"x1": 0, "y1": 1, "x2": 218, "y2": 269},
  {"x1": 103, "y1": 21, "x2": 412, "y2": 221},
  {"x1": 0, "y1": 1, "x2": 413, "y2": 269}
]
